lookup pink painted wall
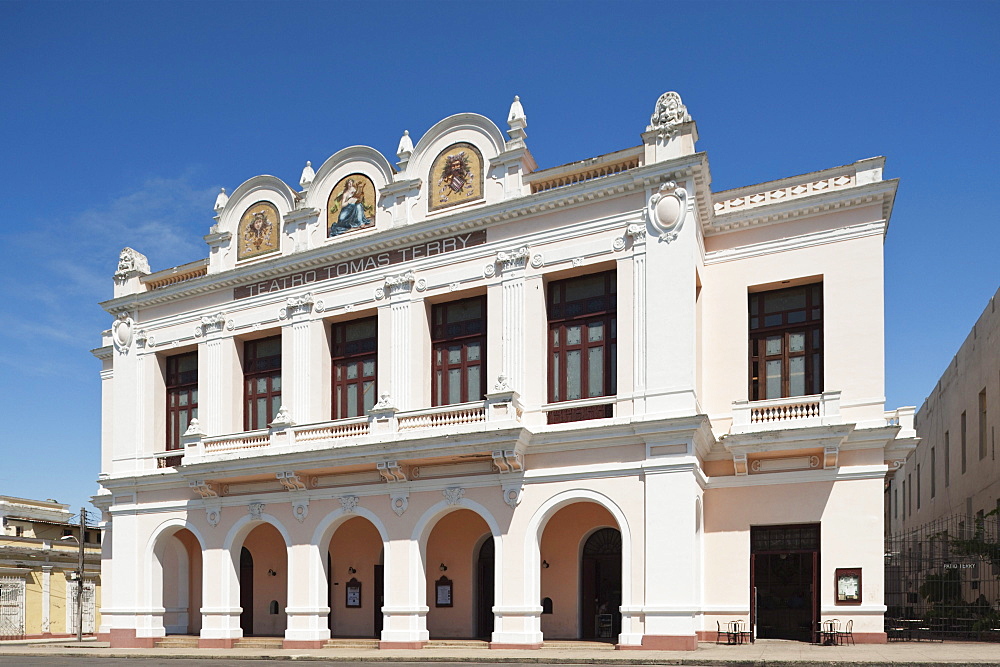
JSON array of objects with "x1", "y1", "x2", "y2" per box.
[
  {"x1": 425, "y1": 509, "x2": 490, "y2": 638},
  {"x1": 243, "y1": 523, "x2": 287, "y2": 637},
  {"x1": 539, "y1": 502, "x2": 616, "y2": 639},
  {"x1": 329, "y1": 517, "x2": 382, "y2": 637}
]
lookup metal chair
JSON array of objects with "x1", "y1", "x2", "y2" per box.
[
  {"x1": 716, "y1": 620, "x2": 735, "y2": 645},
  {"x1": 836, "y1": 619, "x2": 854, "y2": 645}
]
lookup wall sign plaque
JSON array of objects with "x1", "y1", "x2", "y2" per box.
[
  {"x1": 435, "y1": 576, "x2": 453, "y2": 607},
  {"x1": 345, "y1": 577, "x2": 362, "y2": 608},
  {"x1": 835, "y1": 567, "x2": 861, "y2": 605},
  {"x1": 234, "y1": 230, "x2": 487, "y2": 299}
]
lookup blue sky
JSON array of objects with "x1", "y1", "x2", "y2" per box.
[{"x1": 0, "y1": 1, "x2": 997, "y2": 514}]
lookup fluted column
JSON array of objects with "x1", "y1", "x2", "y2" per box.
[{"x1": 282, "y1": 293, "x2": 315, "y2": 422}]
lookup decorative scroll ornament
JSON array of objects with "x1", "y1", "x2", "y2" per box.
[
  {"x1": 530, "y1": 254, "x2": 544, "y2": 269},
  {"x1": 502, "y1": 483, "x2": 522, "y2": 509},
  {"x1": 390, "y1": 492, "x2": 409, "y2": 517},
  {"x1": 190, "y1": 480, "x2": 218, "y2": 499},
  {"x1": 199, "y1": 311, "x2": 226, "y2": 336},
  {"x1": 443, "y1": 487, "x2": 465, "y2": 506},
  {"x1": 646, "y1": 181, "x2": 688, "y2": 243},
  {"x1": 292, "y1": 499, "x2": 309, "y2": 523},
  {"x1": 112, "y1": 313, "x2": 134, "y2": 354},
  {"x1": 383, "y1": 271, "x2": 415, "y2": 297},
  {"x1": 492, "y1": 450, "x2": 523, "y2": 474},
  {"x1": 613, "y1": 223, "x2": 648, "y2": 251},
  {"x1": 489, "y1": 246, "x2": 529, "y2": 276},
  {"x1": 647, "y1": 91, "x2": 691, "y2": 136},
  {"x1": 340, "y1": 495, "x2": 360, "y2": 514},
  {"x1": 377, "y1": 461, "x2": 407, "y2": 483},
  {"x1": 494, "y1": 374, "x2": 511, "y2": 392},
  {"x1": 114, "y1": 247, "x2": 150, "y2": 282},
  {"x1": 206, "y1": 507, "x2": 221, "y2": 528},
  {"x1": 248, "y1": 503, "x2": 265, "y2": 520},
  {"x1": 277, "y1": 471, "x2": 306, "y2": 491},
  {"x1": 134, "y1": 329, "x2": 148, "y2": 348},
  {"x1": 285, "y1": 293, "x2": 314, "y2": 317}
]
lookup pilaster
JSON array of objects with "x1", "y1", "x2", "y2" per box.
[
  {"x1": 378, "y1": 538, "x2": 428, "y2": 648},
  {"x1": 283, "y1": 542, "x2": 330, "y2": 647}
]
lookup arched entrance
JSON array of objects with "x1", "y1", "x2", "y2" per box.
[
  {"x1": 580, "y1": 528, "x2": 622, "y2": 640},
  {"x1": 152, "y1": 526, "x2": 203, "y2": 636},
  {"x1": 327, "y1": 516, "x2": 383, "y2": 638},
  {"x1": 538, "y1": 502, "x2": 622, "y2": 641},
  {"x1": 424, "y1": 509, "x2": 493, "y2": 639},
  {"x1": 238, "y1": 523, "x2": 287, "y2": 637}
]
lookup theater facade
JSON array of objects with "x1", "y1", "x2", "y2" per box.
[{"x1": 93, "y1": 91, "x2": 916, "y2": 649}]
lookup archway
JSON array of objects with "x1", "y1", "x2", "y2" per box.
[
  {"x1": 538, "y1": 502, "x2": 621, "y2": 641},
  {"x1": 327, "y1": 516, "x2": 383, "y2": 638},
  {"x1": 149, "y1": 524, "x2": 203, "y2": 637},
  {"x1": 424, "y1": 509, "x2": 493, "y2": 639},
  {"x1": 238, "y1": 523, "x2": 287, "y2": 637}
]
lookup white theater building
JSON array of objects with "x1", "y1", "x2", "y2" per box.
[{"x1": 93, "y1": 91, "x2": 916, "y2": 649}]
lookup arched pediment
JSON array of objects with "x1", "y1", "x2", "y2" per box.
[
  {"x1": 217, "y1": 174, "x2": 297, "y2": 236},
  {"x1": 214, "y1": 175, "x2": 297, "y2": 265},
  {"x1": 406, "y1": 113, "x2": 507, "y2": 174},
  {"x1": 306, "y1": 146, "x2": 394, "y2": 241}
]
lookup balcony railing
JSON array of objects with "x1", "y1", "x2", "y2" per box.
[
  {"x1": 179, "y1": 390, "x2": 520, "y2": 463},
  {"x1": 731, "y1": 391, "x2": 841, "y2": 434}
]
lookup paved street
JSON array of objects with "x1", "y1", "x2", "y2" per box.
[{"x1": 3, "y1": 638, "x2": 1000, "y2": 666}]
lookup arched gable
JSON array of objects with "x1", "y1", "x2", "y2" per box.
[
  {"x1": 305, "y1": 146, "x2": 394, "y2": 243},
  {"x1": 401, "y1": 113, "x2": 508, "y2": 220},
  {"x1": 211, "y1": 175, "x2": 297, "y2": 271}
]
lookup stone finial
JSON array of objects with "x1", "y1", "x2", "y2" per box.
[
  {"x1": 270, "y1": 405, "x2": 294, "y2": 428},
  {"x1": 214, "y1": 187, "x2": 229, "y2": 213},
  {"x1": 396, "y1": 130, "x2": 414, "y2": 169},
  {"x1": 299, "y1": 161, "x2": 315, "y2": 190},
  {"x1": 507, "y1": 95, "x2": 527, "y2": 144},
  {"x1": 647, "y1": 91, "x2": 691, "y2": 134}
]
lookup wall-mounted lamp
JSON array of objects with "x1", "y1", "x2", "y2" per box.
[
  {"x1": 348, "y1": 566, "x2": 356, "y2": 574},
  {"x1": 267, "y1": 569, "x2": 278, "y2": 577},
  {"x1": 542, "y1": 560, "x2": 550, "y2": 569},
  {"x1": 439, "y1": 563, "x2": 448, "y2": 572}
]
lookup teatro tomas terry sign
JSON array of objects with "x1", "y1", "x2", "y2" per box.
[{"x1": 234, "y1": 230, "x2": 487, "y2": 299}]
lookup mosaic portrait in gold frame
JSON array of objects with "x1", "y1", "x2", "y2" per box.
[
  {"x1": 328, "y1": 173, "x2": 377, "y2": 237},
  {"x1": 237, "y1": 201, "x2": 280, "y2": 261},
  {"x1": 429, "y1": 142, "x2": 483, "y2": 212}
]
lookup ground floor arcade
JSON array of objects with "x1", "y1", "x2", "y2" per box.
[{"x1": 97, "y1": 462, "x2": 889, "y2": 650}]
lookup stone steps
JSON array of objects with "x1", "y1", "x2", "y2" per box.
[
  {"x1": 155, "y1": 635, "x2": 200, "y2": 648},
  {"x1": 541, "y1": 640, "x2": 616, "y2": 650},
  {"x1": 232, "y1": 637, "x2": 284, "y2": 649},
  {"x1": 324, "y1": 638, "x2": 379, "y2": 649},
  {"x1": 425, "y1": 639, "x2": 490, "y2": 648}
]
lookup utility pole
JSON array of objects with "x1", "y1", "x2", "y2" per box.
[{"x1": 77, "y1": 507, "x2": 86, "y2": 642}]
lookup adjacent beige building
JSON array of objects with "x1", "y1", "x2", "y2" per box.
[
  {"x1": 0, "y1": 496, "x2": 101, "y2": 639},
  {"x1": 889, "y1": 287, "x2": 1000, "y2": 533}
]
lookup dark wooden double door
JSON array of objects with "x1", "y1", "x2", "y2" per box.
[{"x1": 750, "y1": 524, "x2": 820, "y2": 642}]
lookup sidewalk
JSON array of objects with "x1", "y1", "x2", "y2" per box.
[{"x1": 1, "y1": 638, "x2": 1000, "y2": 665}]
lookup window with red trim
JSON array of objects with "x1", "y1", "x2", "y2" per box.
[
  {"x1": 431, "y1": 297, "x2": 486, "y2": 406},
  {"x1": 244, "y1": 336, "x2": 281, "y2": 431},
  {"x1": 332, "y1": 317, "x2": 377, "y2": 419}
]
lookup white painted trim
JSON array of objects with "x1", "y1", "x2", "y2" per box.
[{"x1": 705, "y1": 221, "x2": 886, "y2": 264}]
